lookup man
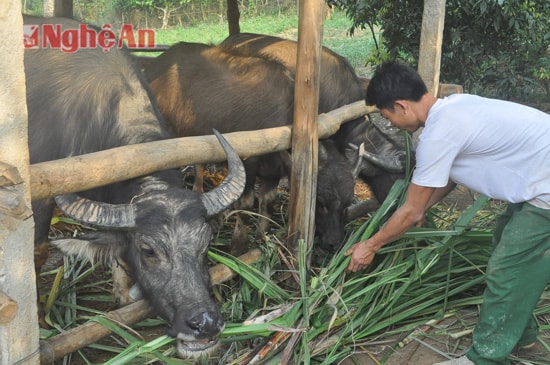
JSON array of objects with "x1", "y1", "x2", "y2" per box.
[{"x1": 345, "y1": 61, "x2": 550, "y2": 365}]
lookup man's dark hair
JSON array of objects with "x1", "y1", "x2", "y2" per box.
[{"x1": 366, "y1": 61, "x2": 428, "y2": 110}]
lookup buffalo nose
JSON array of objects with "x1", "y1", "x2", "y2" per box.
[
  {"x1": 166, "y1": 325, "x2": 178, "y2": 338},
  {"x1": 166, "y1": 310, "x2": 224, "y2": 338},
  {"x1": 188, "y1": 311, "x2": 222, "y2": 336},
  {"x1": 319, "y1": 239, "x2": 340, "y2": 254}
]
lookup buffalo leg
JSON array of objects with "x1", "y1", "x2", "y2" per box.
[
  {"x1": 255, "y1": 177, "x2": 280, "y2": 241},
  {"x1": 34, "y1": 240, "x2": 50, "y2": 328},
  {"x1": 230, "y1": 158, "x2": 261, "y2": 256},
  {"x1": 231, "y1": 188, "x2": 255, "y2": 256}
]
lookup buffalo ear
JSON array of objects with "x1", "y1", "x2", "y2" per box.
[{"x1": 51, "y1": 231, "x2": 127, "y2": 266}]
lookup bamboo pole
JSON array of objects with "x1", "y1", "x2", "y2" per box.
[
  {"x1": 30, "y1": 101, "x2": 376, "y2": 202},
  {"x1": 38, "y1": 248, "x2": 263, "y2": 364}
]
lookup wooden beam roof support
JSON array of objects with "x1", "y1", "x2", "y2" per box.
[
  {"x1": 417, "y1": 0, "x2": 446, "y2": 97},
  {"x1": 0, "y1": 5, "x2": 40, "y2": 365},
  {"x1": 287, "y1": 0, "x2": 325, "y2": 260}
]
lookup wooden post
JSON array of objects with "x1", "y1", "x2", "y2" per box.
[
  {"x1": 417, "y1": 0, "x2": 446, "y2": 96},
  {"x1": 0, "y1": 5, "x2": 40, "y2": 365},
  {"x1": 287, "y1": 0, "x2": 325, "y2": 258},
  {"x1": 0, "y1": 291, "x2": 17, "y2": 326},
  {"x1": 414, "y1": 0, "x2": 446, "y2": 145}
]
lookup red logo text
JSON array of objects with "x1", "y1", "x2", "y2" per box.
[{"x1": 23, "y1": 23, "x2": 156, "y2": 53}]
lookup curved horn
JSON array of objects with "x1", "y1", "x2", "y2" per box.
[
  {"x1": 368, "y1": 114, "x2": 412, "y2": 148},
  {"x1": 360, "y1": 150, "x2": 405, "y2": 174},
  {"x1": 201, "y1": 129, "x2": 246, "y2": 217},
  {"x1": 55, "y1": 194, "x2": 136, "y2": 229}
]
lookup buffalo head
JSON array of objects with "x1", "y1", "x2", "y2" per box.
[
  {"x1": 315, "y1": 140, "x2": 356, "y2": 253},
  {"x1": 335, "y1": 114, "x2": 414, "y2": 203},
  {"x1": 52, "y1": 131, "x2": 245, "y2": 358}
]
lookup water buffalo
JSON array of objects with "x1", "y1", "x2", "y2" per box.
[
  {"x1": 144, "y1": 41, "x2": 360, "y2": 254},
  {"x1": 220, "y1": 32, "x2": 367, "y2": 114},
  {"x1": 24, "y1": 15, "x2": 246, "y2": 358},
  {"x1": 221, "y1": 33, "x2": 413, "y2": 204}
]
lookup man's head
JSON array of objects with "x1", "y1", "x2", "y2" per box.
[
  {"x1": 366, "y1": 61, "x2": 431, "y2": 133},
  {"x1": 366, "y1": 61, "x2": 428, "y2": 111}
]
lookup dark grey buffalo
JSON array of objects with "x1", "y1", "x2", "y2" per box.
[
  {"x1": 25, "y1": 15, "x2": 246, "y2": 358},
  {"x1": 143, "y1": 41, "x2": 358, "y2": 254}
]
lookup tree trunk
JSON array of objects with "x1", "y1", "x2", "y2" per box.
[
  {"x1": 161, "y1": 7, "x2": 169, "y2": 29},
  {"x1": 227, "y1": 0, "x2": 241, "y2": 35},
  {"x1": 43, "y1": 0, "x2": 73, "y2": 17}
]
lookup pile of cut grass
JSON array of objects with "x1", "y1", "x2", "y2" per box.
[{"x1": 41, "y1": 179, "x2": 550, "y2": 364}]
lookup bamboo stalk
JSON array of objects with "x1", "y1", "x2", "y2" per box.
[{"x1": 38, "y1": 248, "x2": 263, "y2": 364}]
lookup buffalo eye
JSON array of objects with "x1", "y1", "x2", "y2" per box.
[{"x1": 141, "y1": 246, "x2": 156, "y2": 258}]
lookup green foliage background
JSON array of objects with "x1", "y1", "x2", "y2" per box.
[{"x1": 330, "y1": 0, "x2": 549, "y2": 99}]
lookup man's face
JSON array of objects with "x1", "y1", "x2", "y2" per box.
[{"x1": 380, "y1": 101, "x2": 420, "y2": 133}]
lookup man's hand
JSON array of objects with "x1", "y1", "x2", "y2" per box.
[
  {"x1": 345, "y1": 240, "x2": 377, "y2": 273},
  {"x1": 343, "y1": 183, "x2": 439, "y2": 273}
]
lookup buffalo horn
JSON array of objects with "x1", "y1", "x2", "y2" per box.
[
  {"x1": 360, "y1": 150, "x2": 405, "y2": 174},
  {"x1": 55, "y1": 194, "x2": 136, "y2": 228},
  {"x1": 201, "y1": 129, "x2": 246, "y2": 217}
]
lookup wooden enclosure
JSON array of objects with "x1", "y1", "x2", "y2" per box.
[{"x1": 0, "y1": 0, "x2": 451, "y2": 362}]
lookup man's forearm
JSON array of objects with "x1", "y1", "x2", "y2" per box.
[
  {"x1": 426, "y1": 181, "x2": 456, "y2": 208},
  {"x1": 370, "y1": 206, "x2": 421, "y2": 250}
]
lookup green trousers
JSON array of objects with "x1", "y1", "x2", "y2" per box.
[{"x1": 468, "y1": 202, "x2": 550, "y2": 365}]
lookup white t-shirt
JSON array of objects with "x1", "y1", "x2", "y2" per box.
[{"x1": 412, "y1": 94, "x2": 550, "y2": 209}]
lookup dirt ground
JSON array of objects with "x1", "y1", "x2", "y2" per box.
[{"x1": 343, "y1": 317, "x2": 550, "y2": 365}]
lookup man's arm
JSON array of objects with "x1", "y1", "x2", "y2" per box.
[
  {"x1": 345, "y1": 183, "x2": 435, "y2": 272},
  {"x1": 425, "y1": 180, "x2": 456, "y2": 209}
]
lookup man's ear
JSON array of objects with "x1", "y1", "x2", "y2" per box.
[{"x1": 393, "y1": 100, "x2": 409, "y2": 113}]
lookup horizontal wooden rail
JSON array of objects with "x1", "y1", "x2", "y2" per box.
[{"x1": 30, "y1": 101, "x2": 376, "y2": 201}]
